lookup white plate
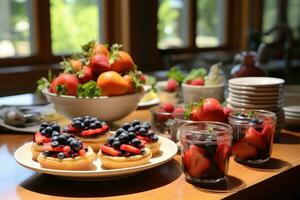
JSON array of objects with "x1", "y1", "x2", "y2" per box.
[
  {"x1": 226, "y1": 103, "x2": 280, "y2": 112},
  {"x1": 229, "y1": 84, "x2": 283, "y2": 92},
  {"x1": 228, "y1": 88, "x2": 282, "y2": 96},
  {"x1": 227, "y1": 96, "x2": 283, "y2": 104},
  {"x1": 228, "y1": 93, "x2": 283, "y2": 100},
  {"x1": 138, "y1": 98, "x2": 160, "y2": 108},
  {"x1": 283, "y1": 106, "x2": 300, "y2": 114},
  {"x1": 284, "y1": 112, "x2": 300, "y2": 118},
  {"x1": 229, "y1": 77, "x2": 285, "y2": 87},
  {"x1": 14, "y1": 136, "x2": 178, "y2": 179},
  {"x1": 227, "y1": 98, "x2": 282, "y2": 108}
]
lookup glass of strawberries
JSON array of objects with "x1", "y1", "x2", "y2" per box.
[
  {"x1": 228, "y1": 110, "x2": 276, "y2": 164},
  {"x1": 179, "y1": 122, "x2": 233, "y2": 184}
]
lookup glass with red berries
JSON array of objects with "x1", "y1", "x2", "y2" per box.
[
  {"x1": 228, "y1": 110, "x2": 276, "y2": 164},
  {"x1": 179, "y1": 122, "x2": 232, "y2": 184}
]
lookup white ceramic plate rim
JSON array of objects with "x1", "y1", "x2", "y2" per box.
[
  {"x1": 228, "y1": 88, "x2": 283, "y2": 96},
  {"x1": 138, "y1": 98, "x2": 160, "y2": 108},
  {"x1": 228, "y1": 93, "x2": 283, "y2": 100},
  {"x1": 226, "y1": 98, "x2": 282, "y2": 108},
  {"x1": 14, "y1": 136, "x2": 178, "y2": 178},
  {"x1": 229, "y1": 84, "x2": 283, "y2": 91},
  {"x1": 229, "y1": 77, "x2": 285, "y2": 87},
  {"x1": 283, "y1": 106, "x2": 300, "y2": 113},
  {"x1": 227, "y1": 96, "x2": 283, "y2": 104}
]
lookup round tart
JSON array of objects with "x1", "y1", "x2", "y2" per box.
[
  {"x1": 63, "y1": 116, "x2": 111, "y2": 152},
  {"x1": 37, "y1": 133, "x2": 96, "y2": 170},
  {"x1": 31, "y1": 122, "x2": 61, "y2": 161}
]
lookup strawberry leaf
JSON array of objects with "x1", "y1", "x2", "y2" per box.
[
  {"x1": 77, "y1": 81, "x2": 101, "y2": 98},
  {"x1": 167, "y1": 66, "x2": 185, "y2": 84},
  {"x1": 36, "y1": 70, "x2": 55, "y2": 93},
  {"x1": 56, "y1": 85, "x2": 67, "y2": 96},
  {"x1": 60, "y1": 58, "x2": 74, "y2": 73},
  {"x1": 109, "y1": 43, "x2": 122, "y2": 64}
]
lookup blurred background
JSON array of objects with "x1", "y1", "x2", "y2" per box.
[{"x1": 0, "y1": 0, "x2": 300, "y2": 96}]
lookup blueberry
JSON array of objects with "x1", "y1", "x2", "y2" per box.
[
  {"x1": 94, "y1": 121, "x2": 102, "y2": 128},
  {"x1": 52, "y1": 136, "x2": 59, "y2": 141},
  {"x1": 57, "y1": 152, "x2": 65, "y2": 159},
  {"x1": 126, "y1": 127, "x2": 134, "y2": 132},
  {"x1": 113, "y1": 137, "x2": 120, "y2": 142},
  {"x1": 57, "y1": 134, "x2": 67, "y2": 144},
  {"x1": 131, "y1": 138, "x2": 141, "y2": 147},
  {"x1": 39, "y1": 127, "x2": 44, "y2": 132},
  {"x1": 134, "y1": 125, "x2": 141, "y2": 132},
  {"x1": 63, "y1": 127, "x2": 69, "y2": 132},
  {"x1": 122, "y1": 123, "x2": 131, "y2": 131},
  {"x1": 107, "y1": 136, "x2": 115, "y2": 145},
  {"x1": 89, "y1": 123, "x2": 96, "y2": 129},
  {"x1": 51, "y1": 141, "x2": 59, "y2": 147},
  {"x1": 146, "y1": 130, "x2": 155, "y2": 137},
  {"x1": 119, "y1": 132, "x2": 129, "y2": 143},
  {"x1": 116, "y1": 128, "x2": 125, "y2": 136},
  {"x1": 112, "y1": 141, "x2": 121, "y2": 148},
  {"x1": 51, "y1": 123, "x2": 60, "y2": 132},
  {"x1": 142, "y1": 122, "x2": 151, "y2": 129},
  {"x1": 90, "y1": 117, "x2": 98, "y2": 122},
  {"x1": 52, "y1": 131, "x2": 60, "y2": 137},
  {"x1": 249, "y1": 118, "x2": 263, "y2": 125},
  {"x1": 41, "y1": 122, "x2": 49, "y2": 128},
  {"x1": 84, "y1": 118, "x2": 91, "y2": 126},
  {"x1": 40, "y1": 130, "x2": 46, "y2": 136},
  {"x1": 73, "y1": 117, "x2": 82, "y2": 122},
  {"x1": 81, "y1": 122, "x2": 85, "y2": 128},
  {"x1": 70, "y1": 140, "x2": 81, "y2": 151},
  {"x1": 44, "y1": 127, "x2": 53, "y2": 136},
  {"x1": 150, "y1": 135, "x2": 159, "y2": 142},
  {"x1": 67, "y1": 137, "x2": 75, "y2": 145},
  {"x1": 128, "y1": 132, "x2": 136, "y2": 140},
  {"x1": 83, "y1": 115, "x2": 90, "y2": 119},
  {"x1": 72, "y1": 120, "x2": 82, "y2": 128},
  {"x1": 42, "y1": 151, "x2": 50, "y2": 157},
  {"x1": 139, "y1": 128, "x2": 147, "y2": 136},
  {"x1": 132, "y1": 119, "x2": 140, "y2": 126}
]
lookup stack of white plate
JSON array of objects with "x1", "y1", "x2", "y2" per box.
[
  {"x1": 227, "y1": 77, "x2": 285, "y2": 135},
  {"x1": 283, "y1": 106, "x2": 300, "y2": 126}
]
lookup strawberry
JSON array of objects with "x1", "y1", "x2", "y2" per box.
[
  {"x1": 261, "y1": 124, "x2": 274, "y2": 145},
  {"x1": 93, "y1": 43, "x2": 109, "y2": 57},
  {"x1": 89, "y1": 54, "x2": 111, "y2": 76},
  {"x1": 81, "y1": 124, "x2": 109, "y2": 136},
  {"x1": 120, "y1": 144, "x2": 141, "y2": 154},
  {"x1": 156, "y1": 110, "x2": 171, "y2": 122},
  {"x1": 189, "y1": 149, "x2": 210, "y2": 177},
  {"x1": 244, "y1": 127, "x2": 266, "y2": 150},
  {"x1": 186, "y1": 80, "x2": 192, "y2": 85},
  {"x1": 189, "y1": 144, "x2": 206, "y2": 155},
  {"x1": 232, "y1": 139, "x2": 257, "y2": 159},
  {"x1": 223, "y1": 107, "x2": 232, "y2": 120},
  {"x1": 191, "y1": 78, "x2": 205, "y2": 86},
  {"x1": 136, "y1": 135, "x2": 151, "y2": 143},
  {"x1": 162, "y1": 103, "x2": 174, "y2": 113},
  {"x1": 49, "y1": 73, "x2": 79, "y2": 96},
  {"x1": 69, "y1": 59, "x2": 83, "y2": 72},
  {"x1": 214, "y1": 143, "x2": 231, "y2": 173},
  {"x1": 109, "y1": 44, "x2": 135, "y2": 73},
  {"x1": 63, "y1": 146, "x2": 71, "y2": 152},
  {"x1": 78, "y1": 66, "x2": 94, "y2": 83},
  {"x1": 100, "y1": 145, "x2": 121, "y2": 156},
  {"x1": 166, "y1": 78, "x2": 179, "y2": 92},
  {"x1": 43, "y1": 143, "x2": 65, "y2": 152},
  {"x1": 34, "y1": 132, "x2": 51, "y2": 144},
  {"x1": 78, "y1": 149, "x2": 86, "y2": 156},
  {"x1": 172, "y1": 106, "x2": 185, "y2": 117}
]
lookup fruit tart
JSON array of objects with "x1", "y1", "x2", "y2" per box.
[
  {"x1": 31, "y1": 122, "x2": 61, "y2": 161},
  {"x1": 98, "y1": 129, "x2": 152, "y2": 169},
  {"x1": 37, "y1": 133, "x2": 96, "y2": 170},
  {"x1": 63, "y1": 116, "x2": 111, "y2": 152}
]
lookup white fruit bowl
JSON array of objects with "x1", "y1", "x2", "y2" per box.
[
  {"x1": 181, "y1": 83, "x2": 224, "y2": 103},
  {"x1": 43, "y1": 90, "x2": 143, "y2": 122}
]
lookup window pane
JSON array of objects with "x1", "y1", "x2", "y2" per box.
[
  {"x1": 288, "y1": 0, "x2": 300, "y2": 40},
  {"x1": 0, "y1": 0, "x2": 32, "y2": 58},
  {"x1": 262, "y1": 0, "x2": 277, "y2": 43},
  {"x1": 157, "y1": 0, "x2": 189, "y2": 49},
  {"x1": 196, "y1": 0, "x2": 225, "y2": 47},
  {"x1": 50, "y1": 0, "x2": 100, "y2": 55}
]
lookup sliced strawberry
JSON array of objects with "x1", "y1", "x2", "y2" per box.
[
  {"x1": 136, "y1": 135, "x2": 151, "y2": 142},
  {"x1": 34, "y1": 132, "x2": 51, "y2": 144},
  {"x1": 78, "y1": 149, "x2": 86, "y2": 156},
  {"x1": 80, "y1": 124, "x2": 109, "y2": 136},
  {"x1": 63, "y1": 146, "x2": 71, "y2": 153},
  {"x1": 232, "y1": 139, "x2": 257, "y2": 159},
  {"x1": 162, "y1": 103, "x2": 174, "y2": 113},
  {"x1": 120, "y1": 144, "x2": 141, "y2": 154},
  {"x1": 244, "y1": 127, "x2": 266, "y2": 150},
  {"x1": 214, "y1": 143, "x2": 231, "y2": 173},
  {"x1": 43, "y1": 143, "x2": 65, "y2": 152},
  {"x1": 189, "y1": 149, "x2": 210, "y2": 177},
  {"x1": 100, "y1": 145, "x2": 121, "y2": 156},
  {"x1": 189, "y1": 144, "x2": 206, "y2": 155},
  {"x1": 183, "y1": 150, "x2": 192, "y2": 170},
  {"x1": 261, "y1": 124, "x2": 274, "y2": 145}
]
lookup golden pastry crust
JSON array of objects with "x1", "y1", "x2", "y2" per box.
[
  {"x1": 31, "y1": 143, "x2": 44, "y2": 161},
  {"x1": 98, "y1": 147, "x2": 152, "y2": 169},
  {"x1": 77, "y1": 132, "x2": 112, "y2": 152},
  {"x1": 146, "y1": 141, "x2": 161, "y2": 156},
  {"x1": 37, "y1": 147, "x2": 96, "y2": 170}
]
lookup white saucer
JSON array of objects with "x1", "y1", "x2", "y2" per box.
[
  {"x1": 229, "y1": 77, "x2": 285, "y2": 87},
  {"x1": 227, "y1": 98, "x2": 282, "y2": 109},
  {"x1": 283, "y1": 106, "x2": 300, "y2": 114},
  {"x1": 229, "y1": 93, "x2": 283, "y2": 100},
  {"x1": 229, "y1": 84, "x2": 283, "y2": 92},
  {"x1": 227, "y1": 96, "x2": 283, "y2": 104},
  {"x1": 284, "y1": 112, "x2": 300, "y2": 118},
  {"x1": 15, "y1": 136, "x2": 178, "y2": 179},
  {"x1": 228, "y1": 88, "x2": 283, "y2": 96}
]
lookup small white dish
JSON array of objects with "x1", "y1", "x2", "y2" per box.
[
  {"x1": 14, "y1": 136, "x2": 178, "y2": 180},
  {"x1": 229, "y1": 77, "x2": 285, "y2": 87},
  {"x1": 182, "y1": 83, "x2": 224, "y2": 103}
]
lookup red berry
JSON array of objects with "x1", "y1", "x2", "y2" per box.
[
  {"x1": 120, "y1": 144, "x2": 141, "y2": 154},
  {"x1": 63, "y1": 146, "x2": 71, "y2": 152},
  {"x1": 161, "y1": 103, "x2": 174, "y2": 113},
  {"x1": 191, "y1": 78, "x2": 205, "y2": 86},
  {"x1": 79, "y1": 149, "x2": 86, "y2": 156},
  {"x1": 100, "y1": 145, "x2": 121, "y2": 156},
  {"x1": 166, "y1": 78, "x2": 179, "y2": 92},
  {"x1": 244, "y1": 127, "x2": 266, "y2": 150},
  {"x1": 232, "y1": 139, "x2": 257, "y2": 159}
]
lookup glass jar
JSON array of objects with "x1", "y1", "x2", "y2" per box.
[
  {"x1": 228, "y1": 109, "x2": 276, "y2": 164},
  {"x1": 179, "y1": 121, "x2": 233, "y2": 184}
]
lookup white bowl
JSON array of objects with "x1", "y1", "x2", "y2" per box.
[
  {"x1": 43, "y1": 90, "x2": 143, "y2": 122},
  {"x1": 182, "y1": 83, "x2": 224, "y2": 103}
]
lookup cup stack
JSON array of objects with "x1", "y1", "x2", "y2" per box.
[{"x1": 227, "y1": 77, "x2": 285, "y2": 139}]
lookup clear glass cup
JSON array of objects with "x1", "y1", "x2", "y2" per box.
[
  {"x1": 179, "y1": 121, "x2": 233, "y2": 184},
  {"x1": 228, "y1": 109, "x2": 276, "y2": 164}
]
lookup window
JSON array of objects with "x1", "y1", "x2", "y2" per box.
[
  {"x1": 0, "y1": 0, "x2": 32, "y2": 58},
  {"x1": 157, "y1": 0, "x2": 227, "y2": 50},
  {"x1": 288, "y1": 0, "x2": 300, "y2": 40},
  {"x1": 50, "y1": 0, "x2": 100, "y2": 55},
  {"x1": 262, "y1": 0, "x2": 277, "y2": 43}
]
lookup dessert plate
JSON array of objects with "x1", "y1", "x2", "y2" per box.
[
  {"x1": 15, "y1": 136, "x2": 178, "y2": 179},
  {"x1": 228, "y1": 84, "x2": 283, "y2": 92},
  {"x1": 229, "y1": 77, "x2": 284, "y2": 87},
  {"x1": 228, "y1": 88, "x2": 283, "y2": 96}
]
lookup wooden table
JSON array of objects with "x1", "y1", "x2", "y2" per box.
[{"x1": 0, "y1": 108, "x2": 300, "y2": 200}]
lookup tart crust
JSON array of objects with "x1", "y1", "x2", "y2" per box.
[
  {"x1": 98, "y1": 147, "x2": 152, "y2": 169},
  {"x1": 146, "y1": 141, "x2": 161, "y2": 156},
  {"x1": 31, "y1": 143, "x2": 44, "y2": 161},
  {"x1": 37, "y1": 147, "x2": 96, "y2": 170}
]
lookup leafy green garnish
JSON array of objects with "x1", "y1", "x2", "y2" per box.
[
  {"x1": 77, "y1": 81, "x2": 101, "y2": 98},
  {"x1": 183, "y1": 68, "x2": 207, "y2": 83},
  {"x1": 56, "y1": 85, "x2": 67, "y2": 95},
  {"x1": 167, "y1": 66, "x2": 186, "y2": 84},
  {"x1": 109, "y1": 43, "x2": 122, "y2": 65},
  {"x1": 60, "y1": 58, "x2": 74, "y2": 73},
  {"x1": 36, "y1": 70, "x2": 55, "y2": 93}
]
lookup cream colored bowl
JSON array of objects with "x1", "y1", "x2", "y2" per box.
[{"x1": 43, "y1": 90, "x2": 142, "y2": 122}]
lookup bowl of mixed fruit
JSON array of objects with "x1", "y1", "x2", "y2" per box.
[
  {"x1": 228, "y1": 110, "x2": 276, "y2": 164},
  {"x1": 38, "y1": 41, "x2": 145, "y2": 122}
]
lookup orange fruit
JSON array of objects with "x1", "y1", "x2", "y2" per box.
[{"x1": 97, "y1": 71, "x2": 129, "y2": 96}]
